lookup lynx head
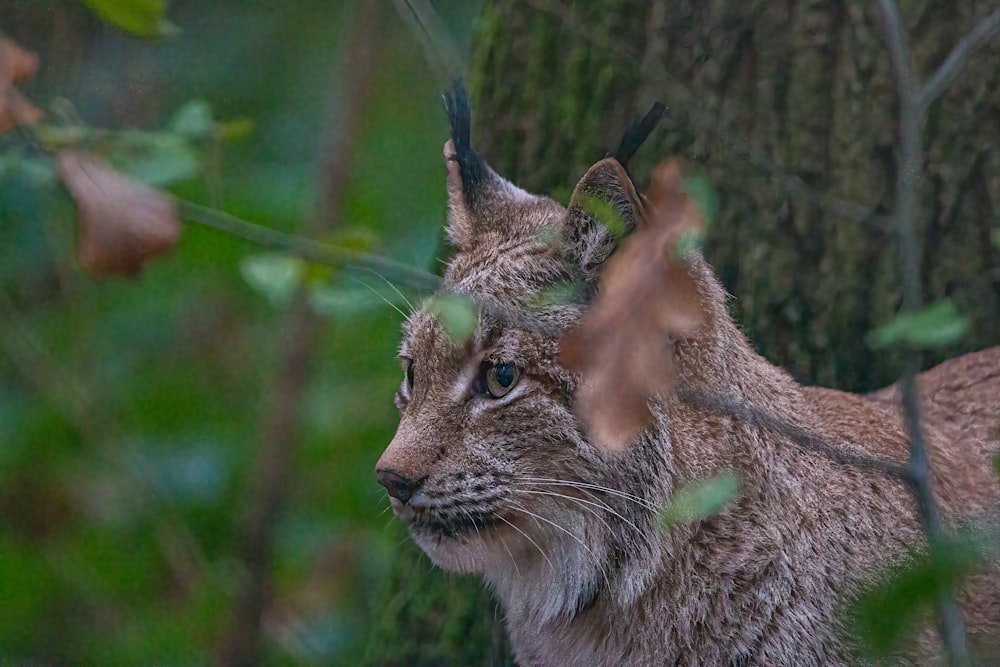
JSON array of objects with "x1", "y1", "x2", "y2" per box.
[{"x1": 376, "y1": 83, "x2": 670, "y2": 619}]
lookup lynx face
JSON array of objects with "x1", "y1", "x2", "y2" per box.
[{"x1": 376, "y1": 89, "x2": 666, "y2": 611}]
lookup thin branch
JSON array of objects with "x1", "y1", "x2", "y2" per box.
[
  {"x1": 919, "y1": 9, "x2": 1000, "y2": 113},
  {"x1": 875, "y1": 0, "x2": 968, "y2": 662},
  {"x1": 678, "y1": 387, "x2": 912, "y2": 480},
  {"x1": 176, "y1": 200, "x2": 440, "y2": 293},
  {"x1": 394, "y1": 0, "x2": 465, "y2": 85}
]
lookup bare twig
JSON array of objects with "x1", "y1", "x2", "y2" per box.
[
  {"x1": 875, "y1": 0, "x2": 969, "y2": 661},
  {"x1": 176, "y1": 200, "x2": 440, "y2": 293},
  {"x1": 394, "y1": 0, "x2": 465, "y2": 84},
  {"x1": 218, "y1": 4, "x2": 386, "y2": 665},
  {"x1": 678, "y1": 387, "x2": 912, "y2": 480},
  {"x1": 919, "y1": 9, "x2": 1000, "y2": 113}
]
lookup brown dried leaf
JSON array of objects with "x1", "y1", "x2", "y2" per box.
[
  {"x1": 56, "y1": 151, "x2": 180, "y2": 277},
  {"x1": 0, "y1": 37, "x2": 43, "y2": 134},
  {"x1": 560, "y1": 160, "x2": 707, "y2": 451},
  {"x1": 0, "y1": 89, "x2": 43, "y2": 134},
  {"x1": 0, "y1": 37, "x2": 40, "y2": 83}
]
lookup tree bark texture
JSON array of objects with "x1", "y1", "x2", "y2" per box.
[{"x1": 366, "y1": 1, "x2": 1000, "y2": 662}]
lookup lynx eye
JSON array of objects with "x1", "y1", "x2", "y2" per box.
[{"x1": 485, "y1": 362, "x2": 519, "y2": 398}]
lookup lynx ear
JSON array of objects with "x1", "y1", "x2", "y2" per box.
[
  {"x1": 564, "y1": 101, "x2": 664, "y2": 286},
  {"x1": 442, "y1": 80, "x2": 531, "y2": 250},
  {"x1": 563, "y1": 158, "x2": 643, "y2": 285}
]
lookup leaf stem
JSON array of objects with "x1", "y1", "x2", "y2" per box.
[{"x1": 176, "y1": 200, "x2": 441, "y2": 293}]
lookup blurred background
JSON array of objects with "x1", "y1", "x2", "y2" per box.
[
  {"x1": 0, "y1": 1, "x2": 481, "y2": 663},
  {"x1": 2, "y1": 1, "x2": 999, "y2": 665}
]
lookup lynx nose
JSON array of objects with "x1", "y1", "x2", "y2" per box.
[{"x1": 376, "y1": 469, "x2": 416, "y2": 504}]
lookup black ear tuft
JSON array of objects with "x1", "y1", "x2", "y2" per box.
[
  {"x1": 613, "y1": 101, "x2": 666, "y2": 171},
  {"x1": 443, "y1": 79, "x2": 487, "y2": 205}
]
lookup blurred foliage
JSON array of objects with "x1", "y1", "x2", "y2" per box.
[
  {"x1": 2, "y1": 1, "x2": 998, "y2": 665},
  {"x1": 849, "y1": 536, "x2": 987, "y2": 658},
  {"x1": 867, "y1": 298, "x2": 970, "y2": 350},
  {"x1": 81, "y1": 0, "x2": 177, "y2": 38},
  {"x1": 0, "y1": 0, "x2": 479, "y2": 663},
  {"x1": 659, "y1": 472, "x2": 740, "y2": 526}
]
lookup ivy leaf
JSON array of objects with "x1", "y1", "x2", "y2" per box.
[
  {"x1": 866, "y1": 299, "x2": 969, "y2": 350},
  {"x1": 850, "y1": 538, "x2": 984, "y2": 658},
  {"x1": 426, "y1": 294, "x2": 477, "y2": 345},
  {"x1": 240, "y1": 254, "x2": 305, "y2": 308},
  {"x1": 660, "y1": 472, "x2": 739, "y2": 525},
  {"x1": 81, "y1": 0, "x2": 179, "y2": 38}
]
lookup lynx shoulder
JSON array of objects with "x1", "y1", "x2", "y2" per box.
[{"x1": 376, "y1": 82, "x2": 1000, "y2": 665}]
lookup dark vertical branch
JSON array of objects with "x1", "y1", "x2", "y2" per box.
[
  {"x1": 218, "y1": 4, "x2": 384, "y2": 665},
  {"x1": 874, "y1": 1, "x2": 968, "y2": 663}
]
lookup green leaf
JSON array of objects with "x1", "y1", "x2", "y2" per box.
[
  {"x1": 239, "y1": 254, "x2": 305, "y2": 308},
  {"x1": 674, "y1": 229, "x2": 705, "y2": 260},
  {"x1": 660, "y1": 472, "x2": 739, "y2": 525},
  {"x1": 682, "y1": 175, "x2": 719, "y2": 224},
  {"x1": 992, "y1": 228, "x2": 1000, "y2": 250},
  {"x1": 994, "y1": 453, "x2": 1000, "y2": 483},
  {"x1": 216, "y1": 117, "x2": 255, "y2": 142},
  {"x1": 113, "y1": 135, "x2": 199, "y2": 186},
  {"x1": 526, "y1": 280, "x2": 584, "y2": 310},
  {"x1": 81, "y1": 0, "x2": 178, "y2": 38},
  {"x1": 426, "y1": 294, "x2": 477, "y2": 345},
  {"x1": 851, "y1": 538, "x2": 984, "y2": 657},
  {"x1": 580, "y1": 193, "x2": 628, "y2": 238},
  {"x1": 866, "y1": 299, "x2": 969, "y2": 350},
  {"x1": 169, "y1": 100, "x2": 213, "y2": 139}
]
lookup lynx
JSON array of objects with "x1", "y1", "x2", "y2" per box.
[{"x1": 376, "y1": 83, "x2": 1000, "y2": 665}]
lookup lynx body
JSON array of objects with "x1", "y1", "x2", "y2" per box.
[{"x1": 376, "y1": 88, "x2": 1000, "y2": 665}]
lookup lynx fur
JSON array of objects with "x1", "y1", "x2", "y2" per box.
[{"x1": 376, "y1": 85, "x2": 1000, "y2": 665}]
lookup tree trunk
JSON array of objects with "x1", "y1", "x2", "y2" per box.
[{"x1": 366, "y1": 1, "x2": 1000, "y2": 662}]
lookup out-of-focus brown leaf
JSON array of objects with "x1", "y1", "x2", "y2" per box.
[
  {"x1": 56, "y1": 151, "x2": 180, "y2": 277},
  {"x1": 0, "y1": 37, "x2": 43, "y2": 133},
  {"x1": 0, "y1": 37, "x2": 40, "y2": 83},
  {"x1": 0, "y1": 89, "x2": 43, "y2": 133},
  {"x1": 560, "y1": 160, "x2": 707, "y2": 451}
]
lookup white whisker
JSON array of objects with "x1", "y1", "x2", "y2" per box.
[
  {"x1": 350, "y1": 276, "x2": 408, "y2": 318},
  {"x1": 506, "y1": 500, "x2": 612, "y2": 593},
  {"x1": 519, "y1": 476, "x2": 659, "y2": 513},
  {"x1": 365, "y1": 267, "x2": 415, "y2": 313},
  {"x1": 497, "y1": 533, "x2": 521, "y2": 577},
  {"x1": 514, "y1": 487, "x2": 645, "y2": 538},
  {"x1": 495, "y1": 513, "x2": 554, "y2": 571}
]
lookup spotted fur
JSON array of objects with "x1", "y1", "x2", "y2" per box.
[{"x1": 376, "y1": 98, "x2": 1000, "y2": 665}]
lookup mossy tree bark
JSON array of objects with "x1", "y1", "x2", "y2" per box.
[{"x1": 366, "y1": 1, "x2": 1000, "y2": 662}]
